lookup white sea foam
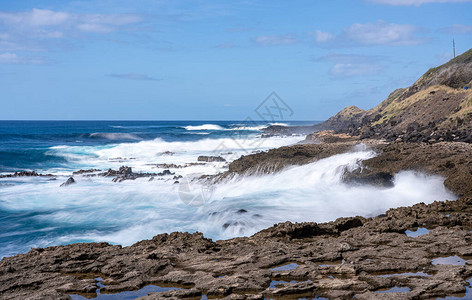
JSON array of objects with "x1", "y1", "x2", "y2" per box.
[
  {"x1": 0, "y1": 148, "x2": 456, "y2": 255},
  {"x1": 88, "y1": 132, "x2": 141, "y2": 140},
  {"x1": 183, "y1": 124, "x2": 224, "y2": 131},
  {"x1": 184, "y1": 124, "x2": 270, "y2": 131},
  {"x1": 46, "y1": 136, "x2": 302, "y2": 173},
  {"x1": 229, "y1": 125, "x2": 267, "y2": 131},
  {"x1": 269, "y1": 123, "x2": 289, "y2": 126}
]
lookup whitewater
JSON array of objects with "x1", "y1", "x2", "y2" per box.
[{"x1": 0, "y1": 121, "x2": 456, "y2": 258}]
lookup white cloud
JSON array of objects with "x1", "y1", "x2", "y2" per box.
[
  {"x1": 312, "y1": 30, "x2": 335, "y2": 43},
  {"x1": 315, "y1": 52, "x2": 384, "y2": 77},
  {"x1": 439, "y1": 24, "x2": 472, "y2": 34},
  {"x1": 253, "y1": 34, "x2": 299, "y2": 46},
  {"x1": 0, "y1": 9, "x2": 70, "y2": 27},
  {"x1": 0, "y1": 8, "x2": 144, "y2": 59},
  {"x1": 0, "y1": 52, "x2": 19, "y2": 63},
  {"x1": 77, "y1": 13, "x2": 142, "y2": 32},
  {"x1": 313, "y1": 20, "x2": 427, "y2": 47},
  {"x1": 344, "y1": 21, "x2": 425, "y2": 45},
  {"x1": 77, "y1": 23, "x2": 114, "y2": 33},
  {"x1": 316, "y1": 52, "x2": 385, "y2": 63},
  {"x1": 368, "y1": 0, "x2": 472, "y2": 5},
  {"x1": 0, "y1": 9, "x2": 143, "y2": 49},
  {"x1": 0, "y1": 9, "x2": 142, "y2": 31},
  {"x1": 331, "y1": 63, "x2": 382, "y2": 76},
  {"x1": 0, "y1": 52, "x2": 46, "y2": 64}
]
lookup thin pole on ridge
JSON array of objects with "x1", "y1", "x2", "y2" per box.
[{"x1": 453, "y1": 39, "x2": 456, "y2": 58}]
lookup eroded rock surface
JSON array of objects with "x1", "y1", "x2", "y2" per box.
[{"x1": 2, "y1": 197, "x2": 472, "y2": 299}]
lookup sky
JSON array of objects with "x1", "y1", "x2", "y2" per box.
[{"x1": 0, "y1": 0, "x2": 471, "y2": 120}]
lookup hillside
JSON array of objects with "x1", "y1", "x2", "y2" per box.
[{"x1": 317, "y1": 48, "x2": 472, "y2": 143}]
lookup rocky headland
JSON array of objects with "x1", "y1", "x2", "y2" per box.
[{"x1": 1, "y1": 50, "x2": 472, "y2": 299}]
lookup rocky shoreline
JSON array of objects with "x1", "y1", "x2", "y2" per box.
[
  {"x1": 2, "y1": 49, "x2": 472, "y2": 300},
  {"x1": 1, "y1": 135, "x2": 472, "y2": 299}
]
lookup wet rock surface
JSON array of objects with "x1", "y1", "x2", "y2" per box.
[
  {"x1": 198, "y1": 156, "x2": 226, "y2": 162},
  {"x1": 72, "y1": 169, "x2": 101, "y2": 175},
  {"x1": 99, "y1": 166, "x2": 176, "y2": 183},
  {"x1": 223, "y1": 140, "x2": 384, "y2": 177},
  {"x1": 357, "y1": 141, "x2": 472, "y2": 197},
  {"x1": 60, "y1": 177, "x2": 76, "y2": 187},
  {"x1": 2, "y1": 196, "x2": 472, "y2": 299},
  {"x1": 0, "y1": 171, "x2": 55, "y2": 178},
  {"x1": 262, "y1": 124, "x2": 322, "y2": 136}
]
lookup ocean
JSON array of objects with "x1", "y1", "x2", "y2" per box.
[{"x1": 0, "y1": 121, "x2": 456, "y2": 258}]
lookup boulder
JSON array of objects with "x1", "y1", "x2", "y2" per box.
[{"x1": 60, "y1": 177, "x2": 76, "y2": 187}]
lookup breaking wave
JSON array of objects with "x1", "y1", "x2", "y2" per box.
[
  {"x1": 183, "y1": 124, "x2": 274, "y2": 131},
  {"x1": 88, "y1": 132, "x2": 141, "y2": 140},
  {"x1": 0, "y1": 147, "x2": 456, "y2": 257},
  {"x1": 183, "y1": 124, "x2": 224, "y2": 131}
]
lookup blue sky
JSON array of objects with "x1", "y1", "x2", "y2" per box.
[{"x1": 0, "y1": 0, "x2": 471, "y2": 120}]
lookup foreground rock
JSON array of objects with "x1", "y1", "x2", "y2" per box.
[{"x1": 1, "y1": 196, "x2": 472, "y2": 299}]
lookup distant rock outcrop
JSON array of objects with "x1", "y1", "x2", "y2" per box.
[{"x1": 197, "y1": 156, "x2": 226, "y2": 162}]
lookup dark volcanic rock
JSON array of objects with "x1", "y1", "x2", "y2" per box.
[
  {"x1": 359, "y1": 141, "x2": 472, "y2": 197},
  {"x1": 97, "y1": 166, "x2": 176, "y2": 183},
  {"x1": 157, "y1": 169, "x2": 174, "y2": 176},
  {"x1": 253, "y1": 221, "x2": 323, "y2": 240},
  {"x1": 197, "y1": 156, "x2": 226, "y2": 162},
  {"x1": 102, "y1": 166, "x2": 133, "y2": 177},
  {"x1": 149, "y1": 163, "x2": 183, "y2": 169},
  {"x1": 60, "y1": 177, "x2": 76, "y2": 187},
  {"x1": 262, "y1": 124, "x2": 321, "y2": 136},
  {"x1": 0, "y1": 171, "x2": 54, "y2": 178},
  {"x1": 72, "y1": 169, "x2": 101, "y2": 175},
  {"x1": 343, "y1": 170, "x2": 394, "y2": 188}
]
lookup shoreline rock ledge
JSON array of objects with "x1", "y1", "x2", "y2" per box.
[{"x1": 1, "y1": 196, "x2": 472, "y2": 299}]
